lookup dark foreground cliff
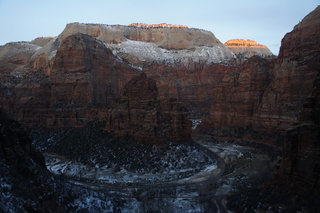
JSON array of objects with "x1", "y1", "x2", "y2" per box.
[{"x1": 0, "y1": 108, "x2": 65, "y2": 212}]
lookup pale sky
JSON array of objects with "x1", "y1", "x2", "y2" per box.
[{"x1": 0, "y1": 0, "x2": 319, "y2": 55}]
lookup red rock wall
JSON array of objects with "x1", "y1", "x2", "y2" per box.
[
  {"x1": 200, "y1": 6, "x2": 320, "y2": 138},
  {"x1": 274, "y1": 6, "x2": 320, "y2": 189},
  {"x1": 105, "y1": 73, "x2": 192, "y2": 144},
  {"x1": 0, "y1": 33, "x2": 138, "y2": 129}
]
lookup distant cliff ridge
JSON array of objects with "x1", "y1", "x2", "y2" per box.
[
  {"x1": 128, "y1": 23, "x2": 188, "y2": 28},
  {"x1": 225, "y1": 39, "x2": 268, "y2": 48},
  {"x1": 33, "y1": 22, "x2": 234, "y2": 67},
  {"x1": 225, "y1": 39, "x2": 274, "y2": 59}
]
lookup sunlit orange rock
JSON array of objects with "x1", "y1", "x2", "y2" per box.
[{"x1": 225, "y1": 39, "x2": 274, "y2": 61}]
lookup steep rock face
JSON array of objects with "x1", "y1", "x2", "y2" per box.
[
  {"x1": 44, "y1": 33, "x2": 137, "y2": 128},
  {"x1": 275, "y1": 57, "x2": 320, "y2": 189},
  {"x1": 225, "y1": 39, "x2": 274, "y2": 62},
  {"x1": 0, "y1": 33, "x2": 138, "y2": 129},
  {"x1": 200, "y1": 6, "x2": 320, "y2": 139},
  {"x1": 146, "y1": 63, "x2": 239, "y2": 116},
  {"x1": 106, "y1": 73, "x2": 192, "y2": 144},
  {"x1": 201, "y1": 56, "x2": 273, "y2": 129},
  {"x1": 258, "y1": 6, "x2": 320, "y2": 131}
]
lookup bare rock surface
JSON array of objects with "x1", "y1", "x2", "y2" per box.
[
  {"x1": 225, "y1": 39, "x2": 274, "y2": 62},
  {"x1": 106, "y1": 73, "x2": 192, "y2": 144},
  {"x1": 199, "y1": 6, "x2": 320, "y2": 143}
]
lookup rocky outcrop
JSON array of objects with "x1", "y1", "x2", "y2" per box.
[
  {"x1": 105, "y1": 73, "x2": 192, "y2": 144},
  {"x1": 225, "y1": 39, "x2": 274, "y2": 63},
  {"x1": 199, "y1": 6, "x2": 320, "y2": 141},
  {"x1": 30, "y1": 36, "x2": 55, "y2": 47}
]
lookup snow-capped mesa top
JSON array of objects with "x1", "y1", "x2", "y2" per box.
[{"x1": 30, "y1": 22, "x2": 235, "y2": 67}]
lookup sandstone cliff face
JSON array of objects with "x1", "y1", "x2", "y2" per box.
[
  {"x1": 258, "y1": 6, "x2": 320, "y2": 131},
  {"x1": 146, "y1": 63, "x2": 239, "y2": 116},
  {"x1": 106, "y1": 73, "x2": 192, "y2": 144},
  {"x1": 274, "y1": 7, "x2": 320, "y2": 188},
  {"x1": 201, "y1": 56, "x2": 273, "y2": 129},
  {"x1": 200, "y1": 6, "x2": 320, "y2": 138},
  {"x1": 0, "y1": 23, "x2": 238, "y2": 129},
  {"x1": 225, "y1": 39, "x2": 274, "y2": 63},
  {"x1": 0, "y1": 33, "x2": 138, "y2": 129},
  {"x1": 276, "y1": 74, "x2": 320, "y2": 187},
  {"x1": 45, "y1": 33, "x2": 137, "y2": 128}
]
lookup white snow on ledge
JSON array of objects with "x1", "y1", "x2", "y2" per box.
[{"x1": 105, "y1": 39, "x2": 233, "y2": 65}]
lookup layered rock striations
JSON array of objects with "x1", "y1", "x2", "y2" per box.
[
  {"x1": 274, "y1": 6, "x2": 320, "y2": 189},
  {"x1": 201, "y1": 56, "x2": 273, "y2": 130},
  {"x1": 0, "y1": 23, "x2": 237, "y2": 129},
  {"x1": 0, "y1": 33, "x2": 138, "y2": 128},
  {"x1": 105, "y1": 73, "x2": 192, "y2": 144},
  {"x1": 258, "y1": 6, "x2": 320, "y2": 131},
  {"x1": 225, "y1": 39, "x2": 274, "y2": 62},
  {"x1": 200, "y1": 6, "x2": 320, "y2": 140}
]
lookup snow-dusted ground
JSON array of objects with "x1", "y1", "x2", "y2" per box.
[
  {"x1": 105, "y1": 39, "x2": 233, "y2": 65},
  {"x1": 191, "y1": 119, "x2": 202, "y2": 130},
  {"x1": 41, "y1": 139, "x2": 274, "y2": 212},
  {"x1": 44, "y1": 153, "x2": 218, "y2": 186},
  {"x1": 0, "y1": 41, "x2": 41, "y2": 61}
]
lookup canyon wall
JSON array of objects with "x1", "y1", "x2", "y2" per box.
[
  {"x1": 274, "y1": 6, "x2": 320, "y2": 189},
  {"x1": 0, "y1": 33, "x2": 138, "y2": 128},
  {"x1": 106, "y1": 73, "x2": 192, "y2": 144},
  {"x1": 0, "y1": 23, "x2": 239, "y2": 129},
  {"x1": 200, "y1": 6, "x2": 320, "y2": 140},
  {"x1": 275, "y1": 72, "x2": 320, "y2": 189}
]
